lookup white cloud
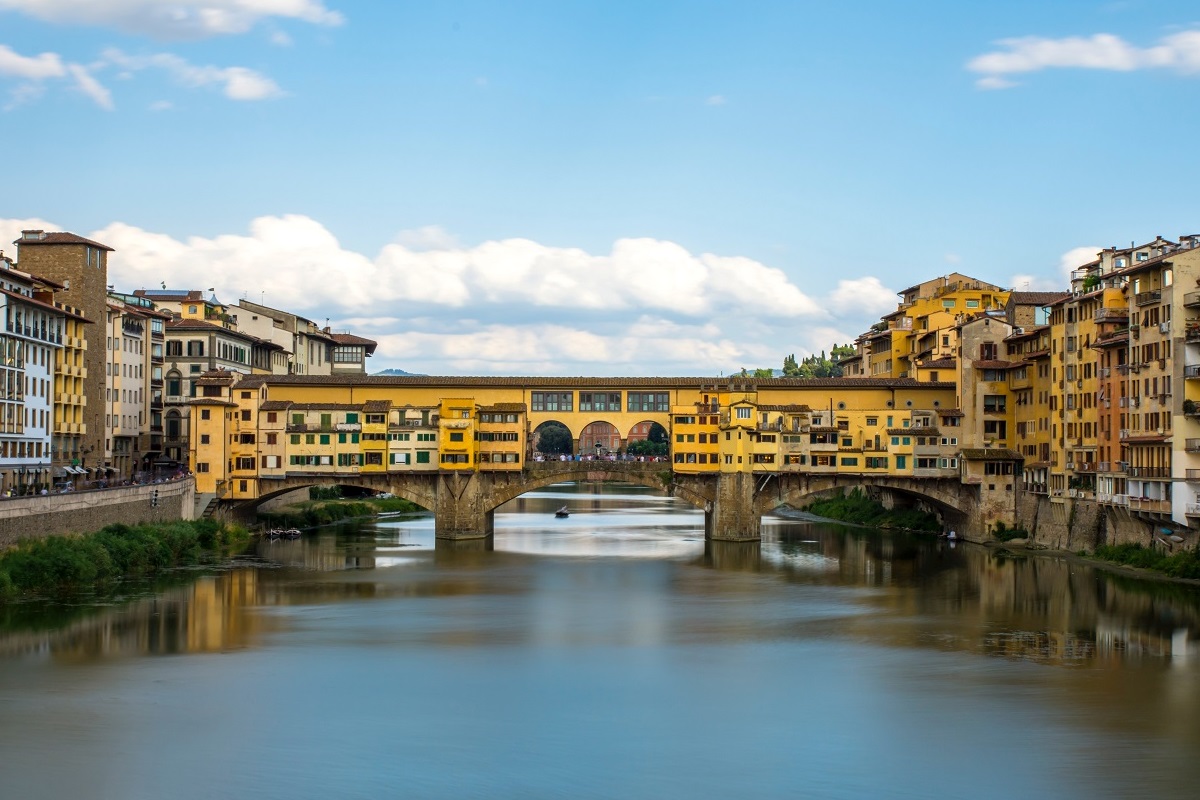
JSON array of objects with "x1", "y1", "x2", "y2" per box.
[
  {"x1": 0, "y1": 44, "x2": 114, "y2": 110},
  {"x1": 0, "y1": 44, "x2": 65, "y2": 79},
  {"x1": 99, "y1": 48, "x2": 284, "y2": 101},
  {"x1": 66, "y1": 63, "x2": 113, "y2": 110},
  {"x1": 826, "y1": 276, "x2": 897, "y2": 317},
  {"x1": 0, "y1": 214, "x2": 947, "y2": 375},
  {"x1": 968, "y1": 29, "x2": 1200, "y2": 88},
  {"x1": 705, "y1": 94, "x2": 726, "y2": 105},
  {"x1": 0, "y1": 0, "x2": 343, "y2": 39},
  {"x1": 1008, "y1": 245, "x2": 1100, "y2": 292}
]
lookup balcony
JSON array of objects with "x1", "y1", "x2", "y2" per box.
[
  {"x1": 1098, "y1": 493, "x2": 1129, "y2": 507},
  {"x1": 1186, "y1": 290, "x2": 1200, "y2": 308},
  {"x1": 1128, "y1": 466, "x2": 1170, "y2": 478},
  {"x1": 1187, "y1": 439, "x2": 1200, "y2": 452},
  {"x1": 1135, "y1": 289, "x2": 1162, "y2": 306},
  {"x1": 808, "y1": 441, "x2": 839, "y2": 452},
  {"x1": 1128, "y1": 497, "x2": 1171, "y2": 514},
  {"x1": 1186, "y1": 469, "x2": 1200, "y2": 480}
]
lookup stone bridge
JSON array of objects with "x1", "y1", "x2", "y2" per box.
[{"x1": 246, "y1": 462, "x2": 986, "y2": 541}]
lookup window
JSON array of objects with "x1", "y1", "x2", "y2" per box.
[
  {"x1": 290, "y1": 434, "x2": 300, "y2": 445},
  {"x1": 983, "y1": 395, "x2": 1006, "y2": 413},
  {"x1": 320, "y1": 434, "x2": 330, "y2": 445},
  {"x1": 627, "y1": 392, "x2": 670, "y2": 412},
  {"x1": 200, "y1": 409, "x2": 210, "y2": 420},
  {"x1": 449, "y1": 432, "x2": 464, "y2": 442},
  {"x1": 416, "y1": 451, "x2": 431, "y2": 463},
  {"x1": 200, "y1": 434, "x2": 210, "y2": 444},
  {"x1": 195, "y1": 462, "x2": 209, "y2": 473},
  {"x1": 735, "y1": 407, "x2": 751, "y2": 419},
  {"x1": 531, "y1": 392, "x2": 573, "y2": 412},
  {"x1": 579, "y1": 392, "x2": 622, "y2": 411}
]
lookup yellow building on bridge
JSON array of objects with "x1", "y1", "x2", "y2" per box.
[{"x1": 189, "y1": 372, "x2": 963, "y2": 502}]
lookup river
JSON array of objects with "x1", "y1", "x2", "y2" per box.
[{"x1": 1, "y1": 483, "x2": 1199, "y2": 799}]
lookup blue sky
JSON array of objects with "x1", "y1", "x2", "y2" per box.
[{"x1": 2, "y1": 1, "x2": 1199, "y2": 375}]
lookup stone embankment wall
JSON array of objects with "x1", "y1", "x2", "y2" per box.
[
  {"x1": 0, "y1": 479, "x2": 196, "y2": 549},
  {"x1": 1015, "y1": 494, "x2": 1158, "y2": 552}
]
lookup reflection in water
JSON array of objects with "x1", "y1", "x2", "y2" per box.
[{"x1": 1, "y1": 481, "x2": 1199, "y2": 798}]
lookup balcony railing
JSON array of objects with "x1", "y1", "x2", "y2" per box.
[
  {"x1": 1128, "y1": 497, "x2": 1171, "y2": 513},
  {"x1": 1186, "y1": 290, "x2": 1200, "y2": 308},
  {"x1": 1097, "y1": 493, "x2": 1129, "y2": 507},
  {"x1": 1135, "y1": 289, "x2": 1162, "y2": 306},
  {"x1": 1128, "y1": 466, "x2": 1171, "y2": 478},
  {"x1": 1186, "y1": 439, "x2": 1200, "y2": 452}
]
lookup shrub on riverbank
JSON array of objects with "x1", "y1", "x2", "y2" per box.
[
  {"x1": 802, "y1": 488, "x2": 940, "y2": 532},
  {"x1": 1093, "y1": 543, "x2": 1200, "y2": 580},
  {"x1": 258, "y1": 497, "x2": 423, "y2": 529},
  {"x1": 0, "y1": 520, "x2": 250, "y2": 600}
]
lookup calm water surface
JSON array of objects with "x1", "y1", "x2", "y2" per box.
[{"x1": 2, "y1": 483, "x2": 1199, "y2": 799}]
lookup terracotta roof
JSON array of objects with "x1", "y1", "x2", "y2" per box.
[
  {"x1": 259, "y1": 400, "x2": 293, "y2": 411},
  {"x1": 938, "y1": 409, "x2": 965, "y2": 417},
  {"x1": 959, "y1": 448, "x2": 1023, "y2": 460},
  {"x1": 807, "y1": 426, "x2": 840, "y2": 433},
  {"x1": 919, "y1": 358, "x2": 955, "y2": 369},
  {"x1": 973, "y1": 360, "x2": 1021, "y2": 370},
  {"x1": 0, "y1": 286, "x2": 83, "y2": 322},
  {"x1": 1008, "y1": 292, "x2": 1069, "y2": 306},
  {"x1": 363, "y1": 400, "x2": 390, "y2": 413},
  {"x1": 236, "y1": 374, "x2": 957, "y2": 390},
  {"x1": 758, "y1": 404, "x2": 812, "y2": 413},
  {"x1": 14, "y1": 231, "x2": 113, "y2": 251},
  {"x1": 478, "y1": 402, "x2": 528, "y2": 412},
  {"x1": 284, "y1": 403, "x2": 366, "y2": 411},
  {"x1": 187, "y1": 398, "x2": 238, "y2": 407},
  {"x1": 331, "y1": 332, "x2": 378, "y2": 353}
]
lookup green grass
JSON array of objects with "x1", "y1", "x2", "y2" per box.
[
  {"x1": 0, "y1": 520, "x2": 250, "y2": 601},
  {"x1": 258, "y1": 497, "x2": 424, "y2": 529},
  {"x1": 1092, "y1": 543, "x2": 1200, "y2": 580},
  {"x1": 801, "y1": 488, "x2": 940, "y2": 532}
]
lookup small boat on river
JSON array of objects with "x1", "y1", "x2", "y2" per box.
[
  {"x1": 283, "y1": 528, "x2": 302, "y2": 539},
  {"x1": 555, "y1": 506, "x2": 570, "y2": 518}
]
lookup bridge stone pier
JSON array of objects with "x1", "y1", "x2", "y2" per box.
[{"x1": 249, "y1": 463, "x2": 992, "y2": 543}]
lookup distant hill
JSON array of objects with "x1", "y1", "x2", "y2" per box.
[{"x1": 373, "y1": 368, "x2": 422, "y2": 376}]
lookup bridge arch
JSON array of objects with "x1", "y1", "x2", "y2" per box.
[
  {"x1": 760, "y1": 474, "x2": 975, "y2": 530},
  {"x1": 485, "y1": 462, "x2": 712, "y2": 513},
  {"x1": 579, "y1": 420, "x2": 620, "y2": 455}
]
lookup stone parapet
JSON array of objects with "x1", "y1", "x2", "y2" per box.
[{"x1": 0, "y1": 479, "x2": 196, "y2": 549}]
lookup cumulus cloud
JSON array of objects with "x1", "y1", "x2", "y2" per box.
[
  {"x1": 98, "y1": 48, "x2": 284, "y2": 100},
  {"x1": 0, "y1": 43, "x2": 114, "y2": 110},
  {"x1": 968, "y1": 29, "x2": 1200, "y2": 88},
  {"x1": 0, "y1": 43, "x2": 283, "y2": 108},
  {"x1": 0, "y1": 214, "x2": 926, "y2": 375},
  {"x1": 0, "y1": 0, "x2": 344, "y2": 39},
  {"x1": 826, "y1": 276, "x2": 897, "y2": 318},
  {"x1": 1008, "y1": 245, "x2": 1100, "y2": 292},
  {"x1": 0, "y1": 44, "x2": 65, "y2": 79}
]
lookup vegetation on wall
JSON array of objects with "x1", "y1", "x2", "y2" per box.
[{"x1": 801, "y1": 488, "x2": 940, "y2": 532}]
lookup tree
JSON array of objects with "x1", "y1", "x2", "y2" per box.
[
  {"x1": 646, "y1": 422, "x2": 668, "y2": 444},
  {"x1": 781, "y1": 343, "x2": 855, "y2": 379},
  {"x1": 536, "y1": 422, "x2": 573, "y2": 455}
]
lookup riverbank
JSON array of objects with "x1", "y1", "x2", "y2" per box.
[
  {"x1": 257, "y1": 497, "x2": 424, "y2": 530},
  {"x1": 0, "y1": 519, "x2": 250, "y2": 601}
]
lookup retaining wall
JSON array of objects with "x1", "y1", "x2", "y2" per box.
[{"x1": 0, "y1": 479, "x2": 196, "y2": 549}]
